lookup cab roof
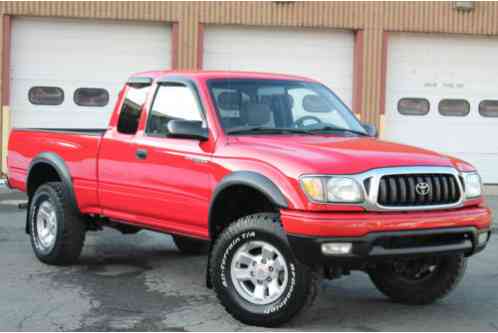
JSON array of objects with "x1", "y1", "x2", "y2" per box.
[{"x1": 128, "y1": 70, "x2": 317, "y2": 83}]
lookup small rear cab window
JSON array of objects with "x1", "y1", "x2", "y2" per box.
[
  {"x1": 28, "y1": 86, "x2": 64, "y2": 105},
  {"x1": 74, "y1": 88, "x2": 109, "y2": 107},
  {"x1": 397, "y1": 98, "x2": 430, "y2": 116}
]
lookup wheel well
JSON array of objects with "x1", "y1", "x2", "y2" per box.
[
  {"x1": 209, "y1": 185, "x2": 279, "y2": 240},
  {"x1": 27, "y1": 163, "x2": 61, "y2": 199}
]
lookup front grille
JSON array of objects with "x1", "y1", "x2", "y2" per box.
[{"x1": 377, "y1": 174, "x2": 461, "y2": 207}]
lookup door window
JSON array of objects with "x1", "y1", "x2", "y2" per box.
[{"x1": 146, "y1": 85, "x2": 204, "y2": 137}]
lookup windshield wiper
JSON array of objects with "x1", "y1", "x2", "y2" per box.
[
  {"x1": 226, "y1": 127, "x2": 312, "y2": 135},
  {"x1": 305, "y1": 125, "x2": 369, "y2": 137}
]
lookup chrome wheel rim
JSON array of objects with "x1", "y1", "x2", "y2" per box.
[
  {"x1": 230, "y1": 240, "x2": 289, "y2": 305},
  {"x1": 35, "y1": 200, "x2": 57, "y2": 252}
]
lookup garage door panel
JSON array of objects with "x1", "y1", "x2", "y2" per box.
[
  {"x1": 384, "y1": 33, "x2": 498, "y2": 183},
  {"x1": 11, "y1": 78, "x2": 121, "y2": 128},
  {"x1": 11, "y1": 17, "x2": 171, "y2": 129},
  {"x1": 204, "y1": 25, "x2": 354, "y2": 107}
]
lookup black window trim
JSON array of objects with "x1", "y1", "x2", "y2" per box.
[
  {"x1": 28, "y1": 86, "x2": 65, "y2": 106},
  {"x1": 397, "y1": 97, "x2": 430, "y2": 116},
  {"x1": 438, "y1": 98, "x2": 470, "y2": 117},
  {"x1": 73, "y1": 87, "x2": 110, "y2": 107},
  {"x1": 145, "y1": 76, "x2": 208, "y2": 138},
  {"x1": 478, "y1": 99, "x2": 498, "y2": 118}
]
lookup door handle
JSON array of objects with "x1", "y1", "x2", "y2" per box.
[{"x1": 136, "y1": 148, "x2": 148, "y2": 160}]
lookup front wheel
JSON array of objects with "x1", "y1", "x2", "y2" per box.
[
  {"x1": 209, "y1": 213, "x2": 317, "y2": 327},
  {"x1": 368, "y1": 254, "x2": 467, "y2": 305}
]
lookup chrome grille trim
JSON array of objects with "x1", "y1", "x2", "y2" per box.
[
  {"x1": 359, "y1": 167, "x2": 465, "y2": 211},
  {"x1": 308, "y1": 166, "x2": 465, "y2": 212}
]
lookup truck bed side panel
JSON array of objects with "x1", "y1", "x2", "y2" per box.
[{"x1": 7, "y1": 129, "x2": 102, "y2": 213}]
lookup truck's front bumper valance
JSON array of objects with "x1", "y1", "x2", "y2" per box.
[{"x1": 288, "y1": 227, "x2": 491, "y2": 265}]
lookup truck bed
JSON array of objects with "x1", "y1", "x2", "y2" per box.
[
  {"x1": 14, "y1": 128, "x2": 107, "y2": 136},
  {"x1": 7, "y1": 128, "x2": 104, "y2": 212}
]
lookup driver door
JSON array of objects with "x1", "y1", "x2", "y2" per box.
[{"x1": 132, "y1": 82, "x2": 212, "y2": 238}]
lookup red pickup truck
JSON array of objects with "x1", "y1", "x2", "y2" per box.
[{"x1": 6, "y1": 71, "x2": 492, "y2": 326}]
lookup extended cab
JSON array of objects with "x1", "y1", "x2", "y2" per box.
[{"x1": 6, "y1": 71, "x2": 492, "y2": 327}]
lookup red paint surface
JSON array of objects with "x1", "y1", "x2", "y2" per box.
[
  {"x1": 281, "y1": 207, "x2": 491, "y2": 237},
  {"x1": 7, "y1": 71, "x2": 491, "y2": 239}
]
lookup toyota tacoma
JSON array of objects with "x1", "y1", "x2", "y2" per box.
[{"x1": 6, "y1": 71, "x2": 492, "y2": 326}]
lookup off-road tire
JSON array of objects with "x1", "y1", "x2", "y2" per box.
[
  {"x1": 368, "y1": 254, "x2": 467, "y2": 305},
  {"x1": 29, "y1": 182, "x2": 86, "y2": 265},
  {"x1": 173, "y1": 235, "x2": 209, "y2": 255},
  {"x1": 209, "y1": 213, "x2": 317, "y2": 327}
]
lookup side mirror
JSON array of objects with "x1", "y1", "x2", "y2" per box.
[
  {"x1": 362, "y1": 123, "x2": 378, "y2": 138},
  {"x1": 167, "y1": 120, "x2": 209, "y2": 141}
]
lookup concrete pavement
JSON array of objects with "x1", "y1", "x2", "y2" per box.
[{"x1": 0, "y1": 190, "x2": 496, "y2": 331}]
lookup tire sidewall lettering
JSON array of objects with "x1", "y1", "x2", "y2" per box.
[
  {"x1": 220, "y1": 231, "x2": 256, "y2": 288},
  {"x1": 263, "y1": 262, "x2": 296, "y2": 314}
]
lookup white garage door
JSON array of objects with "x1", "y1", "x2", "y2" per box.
[
  {"x1": 203, "y1": 25, "x2": 354, "y2": 107},
  {"x1": 383, "y1": 33, "x2": 498, "y2": 184},
  {"x1": 10, "y1": 17, "x2": 171, "y2": 129}
]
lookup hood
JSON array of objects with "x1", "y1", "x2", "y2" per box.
[{"x1": 227, "y1": 135, "x2": 462, "y2": 176}]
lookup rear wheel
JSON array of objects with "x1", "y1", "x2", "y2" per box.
[
  {"x1": 368, "y1": 254, "x2": 467, "y2": 305},
  {"x1": 172, "y1": 235, "x2": 209, "y2": 255},
  {"x1": 210, "y1": 213, "x2": 317, "y2": 327},
  {"x1": 29, "y1": 182, "x2": 86, "y2": 265}
]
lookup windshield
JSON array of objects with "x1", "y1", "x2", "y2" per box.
[{"x1": 207, "y1": 79, "x2": 367, "y2": 136}]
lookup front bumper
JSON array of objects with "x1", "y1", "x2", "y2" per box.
[
  {"x1": 281, "y1": 206, "x2": 492, "y2": 265},
  {"x1": 288, "y1": 227, "x2": 491, "y2": 265}
]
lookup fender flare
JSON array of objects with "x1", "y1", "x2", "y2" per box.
[
  {"x1": 205, "y1": 171, "x2": 289, "y2": 288},
  {"x1": 25, "y1": 152, "x2": 78, "y2": 233},
  {"x1": 208, "y1": 171, "x2": 288, "y2": 237}
]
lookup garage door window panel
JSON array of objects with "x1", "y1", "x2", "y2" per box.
[
  {"x1": 397, "y1": 98, "x2": 430, "y2": 116},
  {"x1": 74, "y1": 88, "x2": 110, "y2": 107},
  {"x1": 438, "y1": 99, "x2": 470, "y2": 117},
  {"x1": 117, "y1": 86, "x2": 148, "y2": 135},
  {"x1": 479, "y1": 100, "x2": 498, "y2": 118},
  {"x1": 28, "y1": 86, "x2": 64, "y2": 106},
  {"x1": 146, "y1": 85, "x2": 204, "y2": 137}
]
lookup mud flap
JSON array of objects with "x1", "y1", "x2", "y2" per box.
[{"x1": 206, "y1": 241, "x2": 213, "y2": 289}]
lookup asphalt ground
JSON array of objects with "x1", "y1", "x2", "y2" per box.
[{"x1": 0, "y1": 189, "x2": 496, "y2": 331}]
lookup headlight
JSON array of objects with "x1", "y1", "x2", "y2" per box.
[
  {"x1": 327, "y1": 177, "x2": 364, "y2": 203},
  {"x1": 463, "y1": 172, "x2": 482, "y2": 198},
  {"x1": 300, "y1": 176, "x2": 364, "y2": 203}
]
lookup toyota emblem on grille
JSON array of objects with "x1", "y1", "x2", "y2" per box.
[{"x1": 415, "y1": 182, "x2": 431, "y2": 195}]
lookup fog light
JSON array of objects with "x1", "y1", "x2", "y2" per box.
[
  {"x1": 321, "y1": 242, "x2": 352, "y2": 255},
  {"x1": 478, "y1": 232, "x2": 489, "y2": 246}
]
